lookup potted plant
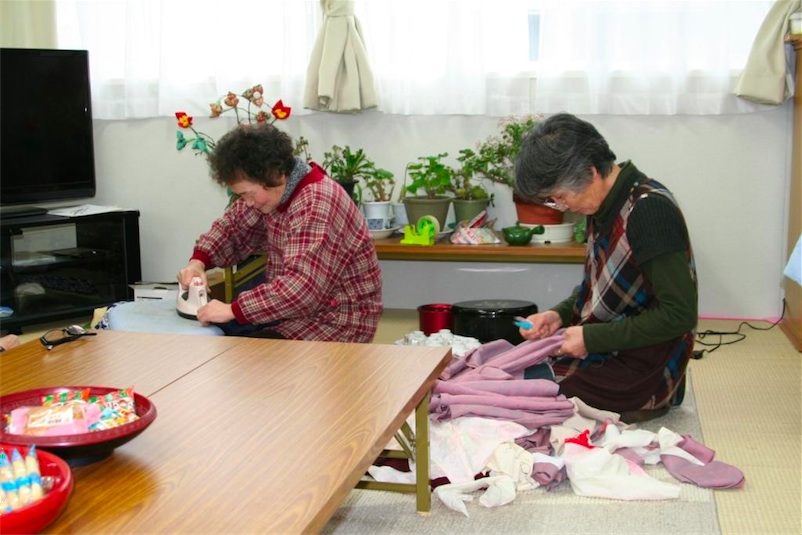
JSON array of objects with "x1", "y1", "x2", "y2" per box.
[
  {"x1": 359, "y1": 163, "x2": 396, "y2": 229},
  {"x1": 402, "y1": 153, "x2": 454, "y2": 231},
  {"x1": 321, "y1": 144, "x2": 379, "y2": 205},
  {"x1": 461, "y1": 114, "x2": 563, "y2": 225},
  {"x1": 448, "y1": 148, "x2": 495, "y2": 223}
]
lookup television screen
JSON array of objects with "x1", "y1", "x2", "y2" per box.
[{"x1": 1, "y1": 48, "x2": 96, "y2": 212}]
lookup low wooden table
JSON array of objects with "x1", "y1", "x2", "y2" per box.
[{"x1": 0, "y1": 332, "x2": 452, "y2": 534}]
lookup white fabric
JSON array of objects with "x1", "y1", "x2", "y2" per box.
[
  {"x1": 304, "y1": 0, "x2": 377, "y2": 112},
  {"x1": 51, "y1": 0, "x2": 775, "y2": 117},
  {"x1": 433, "y1": 476, "x2": 517, "y2": 518},
  {"x1": 562, "y1": 443, "x2": 682, "y2": 501},
  {"x1": 429, "y1": 416, "x2": 530, "y2": 484},
  {"x1": 485, "y1": 442, "x2": 537, "y2": 492}
]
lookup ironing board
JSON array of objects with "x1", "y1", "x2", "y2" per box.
[{"x1": 98, "y1": 299, "x2": 224, "y2": 336}]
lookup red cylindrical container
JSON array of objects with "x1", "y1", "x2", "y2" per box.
[{"x1": 417, "y1": 303, "x2": 453, "y2": 335}]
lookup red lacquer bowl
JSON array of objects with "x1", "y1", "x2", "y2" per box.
[
  {"x1": 0, "y1": 444, "x2": 74, "y2": 535},
  {"x1": 0, "y1": 386, "x2": 157, "y2": 467}
]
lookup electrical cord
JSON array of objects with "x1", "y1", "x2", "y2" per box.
[{"x1": 692, "y1": 298, "x2": 787, "y2": 359}]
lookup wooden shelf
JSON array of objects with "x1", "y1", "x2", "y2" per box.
[{"x1": 373, "y1": 236, "x2": 585, "y2": 264}]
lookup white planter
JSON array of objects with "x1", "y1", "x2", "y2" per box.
[
  {"x1": 391, "y1": 201, "x2": 408, "y2": 227},
  {"x1": 362, "y1": 201, "x2": 392, "y2": 230}
]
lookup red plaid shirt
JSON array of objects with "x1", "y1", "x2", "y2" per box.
[{"x1": 192, "y1": 163, "x2": 382, "y2": 342}]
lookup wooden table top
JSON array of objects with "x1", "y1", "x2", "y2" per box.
[
  {"x1": 373, "y1": 236, "x2": 586, "y2": 264},
  {"x1": 0, "y1": 332, "x2": 452, "y2": 534}
]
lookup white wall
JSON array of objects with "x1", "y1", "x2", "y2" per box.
[{"x1": 82, "y1": 106, "x2": 792, "y2": 319}]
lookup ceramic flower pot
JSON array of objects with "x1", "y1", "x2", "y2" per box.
[
  {"x1": 513, "y1": 193, "x2": 564, "y2": 225},
  {"x1": 453, "y1": 198, "x2": 489, "y2": 224},
  {"x1": 402, "y1": 196, "x2": 452, "y2": 231}
]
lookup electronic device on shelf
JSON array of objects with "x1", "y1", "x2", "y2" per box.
[{"x1": 0, "y1": 48, "x2": 96, "y2": 220}]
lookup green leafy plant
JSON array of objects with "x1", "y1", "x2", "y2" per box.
[
  {"x1": 403, "y1": 153, "x2": 454, "y2": 199},
  {"x1": 458, "y1": 114, "x2": 543, "y2": 188},
  {"x1": 322, "y1": 145, "x2": 392, "y2": 192},
  {"x1": 447, "y1": 149, "x2": 494, "y2": 202}
]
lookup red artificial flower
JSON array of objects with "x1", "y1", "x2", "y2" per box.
[
  {"x1": 175, "y1": 112, "x2": 193, "y2": 128},
  {"x1": 271, "y1": 100, "x2": 291, "y2": 120}
]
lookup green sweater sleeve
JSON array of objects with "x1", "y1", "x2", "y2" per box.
[{"x1": 577, "y1": 251, "x2": 698, "y2": 353}]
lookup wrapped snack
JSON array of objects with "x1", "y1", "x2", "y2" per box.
[
  {"x1": 10, "y1": 449, "x2": 32, "y2": 506},
  {"x1": 0, "y1": 452, "x2": 20, "y2": 511},
  {"x1": 24, "y1": 446, "x2": 43, "y2": 502},
  {"x1": 41, "y1": 388, "x2": 90, "y2": 406},
  {"x1": 89, "y1": 387, "x2": 138, "y2": 430},
  {"x1": 9, "y1": 403, "x2": 99, "y2": 436}
]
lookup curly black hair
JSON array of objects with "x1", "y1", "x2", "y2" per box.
[{"x1": 207, "y1": 123, "x2": 296, "y2": 187}]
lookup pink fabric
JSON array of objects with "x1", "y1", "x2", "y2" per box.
[
  {"x1": 661, "y1": 456, "x2": 745, "y2": 489},
  {"x1": 435, "y1": 379, "x2": 560, "y2": 397}
]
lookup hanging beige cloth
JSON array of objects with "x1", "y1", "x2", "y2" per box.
[
  {"x1": 732, "y1": 0, "x2": 801, "y2": 105},
  {"x1": 304, "y1": 0, "x2": 377, "y2": 113}
]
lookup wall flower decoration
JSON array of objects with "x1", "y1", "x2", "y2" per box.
[{"x1": 174, "y1": 84, "x2": 292, "y2": 156}]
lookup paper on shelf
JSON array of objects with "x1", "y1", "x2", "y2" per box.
[{"x1": 48, "y1": 204, "x2": 124, "y2": 217}]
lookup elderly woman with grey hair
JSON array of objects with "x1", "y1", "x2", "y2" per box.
[{"x1": 514, "y1": 113, "x2": 698, "y2": 423}]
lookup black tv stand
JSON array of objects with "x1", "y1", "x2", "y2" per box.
[
  {"x1": 0, "y1": 205, "x2": 48, "y2": 220},
  {"x1": 0, "y1": 210, "x2": 141, "y2": 333}
]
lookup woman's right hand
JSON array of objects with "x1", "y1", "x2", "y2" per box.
[
  {"x1": 519, "y1": 310, "x2": 563, "y2": 340},
  {"x1": 177, "y1": 260, "x2": 208, "y2": 289}
]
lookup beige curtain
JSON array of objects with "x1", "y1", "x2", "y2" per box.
[
  {"x1": 1, "y1": 0, "x2": 57, "y2": 48},
  {"x1": 732, "y1": 0, "x2": 801, "y2": 104},
  {"x1": 304, "y1": 0, "x2": 377, "y2": 113}
]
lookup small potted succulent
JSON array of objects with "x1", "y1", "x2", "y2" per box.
[{"x1": 448, "y1": 148, "x2": 495, "y2": 223}]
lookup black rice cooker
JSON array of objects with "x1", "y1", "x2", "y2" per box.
[{"x1": 451, "y1": 299, "x2": 538, "y2": 345}]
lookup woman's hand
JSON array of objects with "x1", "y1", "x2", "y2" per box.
[
  {"x1": 196, "y1": 300, "x2": 234, "y2": 325},
  {"x1": 519, "y1": 310, "x2": 562, "y2": 340},
  {"x1": 560, "y1": 326, "x2": 587, "y2": 358},
  {"x1": 177, "y1": 260, "x2": 208, "y2": 289}
]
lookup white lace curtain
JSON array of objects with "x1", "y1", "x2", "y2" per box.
[{"x1": 51, "y1": 0, "x2": 775, "y2": 119}]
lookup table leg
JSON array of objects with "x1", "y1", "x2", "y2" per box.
[{"x1": 414, "y1": 390, "x2": 431, "y2": 514}]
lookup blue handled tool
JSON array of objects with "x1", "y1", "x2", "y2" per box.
[{"x1": 513, "y1": 316, "x2": 533, "y2": 329}]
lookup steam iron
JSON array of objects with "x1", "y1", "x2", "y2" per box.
[{"x1": 176, "y1": 276, "x2": 208, "y2": 320}]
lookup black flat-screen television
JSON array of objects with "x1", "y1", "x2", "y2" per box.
[{"x1": 1, "y1": 48, "x2": 96, "y2": 218}]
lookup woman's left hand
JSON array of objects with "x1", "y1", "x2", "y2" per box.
[
  {"x1": 196, "y1": 299, "x2": 234, "y2": 325},
  {"x1": 557, "y1": 326, "x2": 587, "y2": 358}
]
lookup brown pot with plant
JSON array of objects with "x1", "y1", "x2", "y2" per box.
[
  {"x1": 460, "y1": 114, "x2": 564, "y2": 225},
  {"x1": 402, "y1": 153, "x2": 454, "y2": 231}
]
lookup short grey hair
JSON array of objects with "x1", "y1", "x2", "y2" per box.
[{"x1": 514, "y1": 113, "x2": 616, "y2": 201}]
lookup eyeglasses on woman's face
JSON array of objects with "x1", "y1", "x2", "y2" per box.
[{"x1": 39, "y1": 325, "x2": 97, "y2": 350}]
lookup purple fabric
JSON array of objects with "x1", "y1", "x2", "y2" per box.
[
  {"x1": 451, "y1": 336, "x2": 566, "y2": 382},
  {"x1": 434, "y1": 379, "x2": 560, "y2": 397},
  {"x1": 435, "y1": 393, "x2": 573, "y2": 413},
  {"x1": 678, "y1": 434, "x2": 716, "y2": 463},
  {"x1": 532, "y1": 462, "x2": 567, "y2": 490},
  {"x1": 430, "y1": 333, "x2": 576, "y2": 432},
  {"x1": 439, "y1": 339, "x2": 514, "y2": 380},
  {"x1": 661, "y1": 456, "x2": 745, "y2": 489},
  {"x1": 442, "y1": 404, "x2": 574, "y2": 429},
  {"x1": 516, "y1": 427, "x2": 552, "y2": 455}
]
